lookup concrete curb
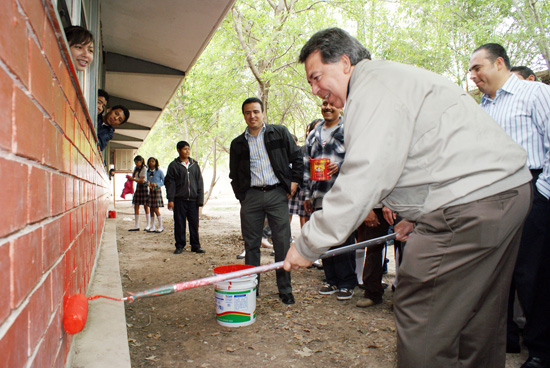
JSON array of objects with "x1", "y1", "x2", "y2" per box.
[{"x1": 68, "y1": 219, "x2": 131, "y2": 367}]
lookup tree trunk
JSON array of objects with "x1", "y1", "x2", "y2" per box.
[
  {"x1": 511, "y1": 0, "x2": 550, "y2": 70},
  {"x1": 203, "y1": 137, "x2": 218, "y2": 207}
]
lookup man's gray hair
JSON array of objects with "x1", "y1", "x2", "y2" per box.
[{"x1": 299, "y1": 27, "x2": 371, "y2": 65}]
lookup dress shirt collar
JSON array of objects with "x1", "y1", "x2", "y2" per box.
[
  {"x1": 481, "y1": 73, "x2": 521, "y2": 104},
  {"x1": 245, "y1": 123, "x2": 266, "y2": 140}
]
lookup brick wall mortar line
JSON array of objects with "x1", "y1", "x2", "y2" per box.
[
  {"x1": 0, "y1": 193, "x2": 110, "y2": 341},
  {"x1": 0, "y1": 148, "x2": 110, "y2": 189},
  {"x1": 0, "y1": 190, "x2": 111, "y2": 243},
  {"x1": 22, "y1": 309, "x2": 64, "y2": 368},
  {"x1": 0, "y1": 58, "x2": 65, "y2": 137},
  {"x1": 15, "y1": 0, "x2": 73, "y2": 122},
  {"x1": 0, "y1": 259, "x2": 51, "y2": 341}
]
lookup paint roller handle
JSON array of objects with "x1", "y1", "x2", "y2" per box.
[
  {"x1": 213, "y1": 233, "x2": 395, "y2": 277},
  {"x1": 125, "y1": 261, "x2": 285, "y2": 303},
  {"x1": 124, "y1": 234, "x2": 395, "y2": 302},
  {"x1": 319, "y1": 233, "x2": 396, "y2": 259},
  {"x1": 191, "y1": 233, "x2": 396, "y2": 283}
]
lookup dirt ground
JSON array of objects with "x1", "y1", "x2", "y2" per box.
[{"x1": 114, "y1": 194, "x2": 528, "y2": 368}]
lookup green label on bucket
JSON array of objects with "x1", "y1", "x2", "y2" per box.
[
  {"x1": 217, "y1": 310, "x2": 256, "y2": 323},
  {"x1": 216, "y1": 289, "x2": 253, "y2": 295},
  {"x1": 214, "y1": 275, "x2": 257, "y2": 327}
]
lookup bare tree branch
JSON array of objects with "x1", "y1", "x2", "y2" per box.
[{"x1": 231, "y1": 7, "x2": 263, "y2": 85}]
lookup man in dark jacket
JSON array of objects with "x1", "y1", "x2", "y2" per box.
[
  {"x1": 229, "y1": 97, "x2": 303, "y2": 304},
  {"x1": 165, "y1": 141, "x2": 205, "y2": 254}
]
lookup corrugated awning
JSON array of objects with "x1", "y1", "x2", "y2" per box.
[{"x1": 101, "y1": 0, "x2": 235, "y2": 150}]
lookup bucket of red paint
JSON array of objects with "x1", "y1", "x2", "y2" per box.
[
  {"x1": 213, "y1": 264, "x2": 257, "y2": 327},
  {"x1": 108, "y1": 211, "x2": 116, "y2": 218},
  {"x1": 310, "y1": 158, "x2": 331, "y2": 181}
]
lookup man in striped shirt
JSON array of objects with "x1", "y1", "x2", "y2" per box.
[
  {"x1": 229, "y1": 97, "x2": 303, "y2": 305},
  {"x1": 470, "y1": 43, "x2": 550, "y2": 368}
]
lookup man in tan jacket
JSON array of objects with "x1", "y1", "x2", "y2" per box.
[{"x1": 284, "y1": 28, "x2": 532, "y2": 368}]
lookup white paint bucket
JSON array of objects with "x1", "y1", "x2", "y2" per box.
[{"x1": 213, "y1": 264, "x2": 257, "y2": 327}]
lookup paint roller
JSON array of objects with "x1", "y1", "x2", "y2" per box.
[{"x1": 63, "y1": 233, "x2": 396, "y2": 334}]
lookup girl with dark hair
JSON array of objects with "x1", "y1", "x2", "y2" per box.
[
  {"x1": 128, "y1": 155, "x2": 150, "y2": 231},
  {"x1": 64, "y1": 26, "x2": 94, "y2": 72},
  {"x1": 146, "y1": 157, "x2": 165, "y2": 232}
]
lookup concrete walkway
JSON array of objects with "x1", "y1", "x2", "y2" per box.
[{"x1": 67, "y1": 219, "x2": 131, "y2": 368}]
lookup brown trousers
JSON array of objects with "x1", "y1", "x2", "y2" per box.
[
  {"x1": 357, "y1": 208, "x2": 390, "y2": 302},
  {"x1": 394, "y1": 183, "x2": 531, "y2": 368}
]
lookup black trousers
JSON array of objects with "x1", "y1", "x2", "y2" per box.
[
  {"x1": 173, "y1": 198, "x2": 200, "y2": 251},
  {"x1": 310, "y1": 208, "x2": 357, "y2": 289},
  {"x1": 525, "y1": 222, "x2": 550, "y2": 360},
  {"x1": 322, "y1": 232, "x2": 357, "y2": 289},
  {"x1": 357, "y1": 208, "x2": 396, "y2": 302},
  {"x1": 507, "y1": 171, "x2": 550, "y2": 358},
  {"x1": 240, "y1": 186, "x2": 292, "y2": 294}
]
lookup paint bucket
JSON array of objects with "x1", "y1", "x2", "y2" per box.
[
  {"x1": 310, "y1": 158, "x2": 331, "y2": 181},
  {"x1": 213, "y1": 264, "x2": 257, "y2": 327},
  {"x1": 108, "y1": 211, "x2": 116, "y2": 218}
]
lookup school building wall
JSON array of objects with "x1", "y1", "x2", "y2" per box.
[{"x1": 0, "y1": 1, "x2": 110, "y2": 367}]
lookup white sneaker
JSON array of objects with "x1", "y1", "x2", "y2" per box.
[
  {"x1": 236, "y1": 250, "x2": 246, "y2": 259},
  {"x1": 145, "y1": 226, "x2": 151, "y2": 232},
  {"x1": 156, "y1": 227, "x2": 164, "y2": 233},
  {"x1": 261, "y1": 237, "x2": 273, "y2": 248},
  {"x1": 150, "y1": 225, "x2": 157, "y2": 232}
]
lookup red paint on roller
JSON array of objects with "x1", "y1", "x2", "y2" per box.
[
  {"x1": 63, "y1": 294, "x2": 124, "y2": 334},
  {"x1": 63, "y1": 294, "x2": 88, "y2": 334},
  {"x1": 213, "y1": 264, "x2": 254, "y2": 274}
]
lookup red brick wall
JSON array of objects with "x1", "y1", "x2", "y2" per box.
[{"x1": 0, "y1": 1, "x2": 110, "y2": 367}]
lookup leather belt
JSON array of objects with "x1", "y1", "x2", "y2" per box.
[
  {"x1": 251, "y1": 183, "x2": 281, "y2": 192},
  {"x1": 312, "y1": 197, "x2": 323, "y2": 210}
]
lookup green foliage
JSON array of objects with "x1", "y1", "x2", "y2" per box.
[{"x1": 140, "y1": 0, "x2": 550, "y2": 189}]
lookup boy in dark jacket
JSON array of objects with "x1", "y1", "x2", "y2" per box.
[{"x1": 165, "y1": 141, "x2": 205, "y2": 254}]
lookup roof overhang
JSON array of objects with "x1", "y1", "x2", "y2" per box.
[{"x1": 101, "y1": 0, "x2": 235, "y2": 150}]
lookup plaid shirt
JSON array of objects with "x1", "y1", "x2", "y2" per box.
[{"x1": 303, "y1": 117, "x2": 345, "y2": 205}]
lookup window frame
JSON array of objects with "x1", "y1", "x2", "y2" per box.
[{"x1": 55, "y1": 0, "x2": 102, "y2": 134}]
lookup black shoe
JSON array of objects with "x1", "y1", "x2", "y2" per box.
[
  {"x1": 270, "y1": 251, "x2": 275, "y2": 257},
  {"x1": 279, "y1": 293, "x2": 295, "y2": 305},
  {"x1": 128, "y1": 228, "x2": 139, "y2": 231},
  {"x1": 174, "y1": 248, "x2": 184, "y2": 254},
  {"x1": 191, "y1": 248, "x2": 206, "y2": 254},
  {"x1": 382, "y1": 258, "x2": 389, "y2": 274},
  {"x1": 521, "y1": 357, "x2": 547, "y2": 368}
]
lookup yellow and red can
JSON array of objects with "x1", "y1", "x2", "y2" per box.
[{"x1": 310, "y1": 158, "x2": 331, "y2": 181}]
